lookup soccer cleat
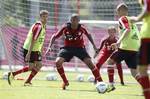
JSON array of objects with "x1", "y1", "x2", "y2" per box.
[
  {"x1": 121, "y1": 82, "x2": 125, "y2": 86},
  {"x1": 24, "y1": 82, "x2": 32, "y2": 86},
  {"x1": 62, "y1": 82, "x2": 69, "y2": 90},
  {"x1": 93, "y1": 79, "x2": 97, "y2": 85},
  {"x1": 7, "y1": 72, "x2": 14, "y2": 85},
  {"x1": 107, "y1": 85, "x2": 116, "y2": 92}
]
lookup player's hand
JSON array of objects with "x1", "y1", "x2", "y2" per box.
[
  {"x1": 44, "y1": 47, "x2": 52, "y2": 56},
  {"x1": 25, "y1": 53, "x2": 30, "y2": 62},
  {"x1": 111, "y1": 43, "x2": 119, "y2": 50},
  {"x1": 107, "y1": 46, "x2": 111, "y2": 50},
  {"x1": 130, "y1": 16, "x2": 138, "y2": 23}
]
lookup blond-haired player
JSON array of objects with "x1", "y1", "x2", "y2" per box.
[{"x1": 8, "y1": 10, "x2": 49, "y2": 86}]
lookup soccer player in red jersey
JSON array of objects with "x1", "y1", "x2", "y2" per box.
[
  {"x1": 46, "y1": 13, "x2": 103, "y2": 90},
  {"x1": 8, "y1": 10, "x2": 49, "y2": 86},
  {"x1": 94, "y1": 26, "x2": 124, "y2": 88},
  {"x1": 131, "y1": 0, "x2": 150, "y2": 99}
]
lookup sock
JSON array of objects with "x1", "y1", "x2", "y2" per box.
[
  {"x1": 12, "y1": 66, "x2": 29, "y2": 76},
  {"x1": 25, "y1": 68, "x2": 38, "y2": 83},
  {"x1": 96, "y1": 63, "x2": 102, "y2": 71},
  {"x1": 91, "y1": 66, "x2": 103, "y2": 82},
  {"x1": 57, "y1": 66, "x2": 68, "y2": 84},
  {"x1": 116, "y1": 63, "x2": 124, "y2": 83},
  {"x1": 136, "y1": 75, "x2": 150, "y2": 99},
  {"x1": 107, "y1": 67, "x2": 114, "y2": 83}
]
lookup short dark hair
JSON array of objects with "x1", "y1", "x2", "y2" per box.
[{"x1": 69, "y1": 13, "x2": 80, "y2": 21}]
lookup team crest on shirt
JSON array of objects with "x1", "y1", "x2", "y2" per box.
[{"x1": 132, "y1": 33, "x2": 139, "y2": 40}]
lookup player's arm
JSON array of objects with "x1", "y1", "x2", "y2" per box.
[
  {"x1": 26, "y1": 23, "x2": 42, "y2": 61},
  {"x1": 87, "y1": 34, "x2": 97, "y2": 49},
  {"x1": 111, "y1": 17, "x2": 130, "y2": 49},
  {"x1": 45, "y1": 27, "x2": 64, "y2": 54},
  {"x1": 117, "y1": 17, "x2": 130, "y2": 44},
  {"x1": 94, "y1": 39, "x2": 105, "y2": 58},
  {"x1": 82, "y1": 27, "x2": 98, "y2": 53},
  {"x1": 98, "y1": 39, "x2": 105, "y2": 52},
  {"x1": 133, "y1": 0, "x2": 150, "y2": 22}
]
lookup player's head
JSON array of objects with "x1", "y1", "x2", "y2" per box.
[
  {"x1": 108, "y1": 26, "x2": 116, "y2": 37},
  {"x1": 70, "y1": 13, "x2": 80, "y2": 25},
  {"x1": 40, "y1": 10, "x2": 49, "y2": 24},
  {"x1": 116, "y1": 3, "x2": 128, "y2": 17}
]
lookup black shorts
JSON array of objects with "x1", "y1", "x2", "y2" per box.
[
  {"x1": 58, "y1": 47, "x2": 90, "y2": 62},
  {"x1": 138, "y1": 39, "x2": 150, "y2": 65},
  {"x1": 110, "y1": 49, "x2": 138, "y2": 69},
  {"x1": 23, "y1": 49, "x2": 42, "y2": 63}
]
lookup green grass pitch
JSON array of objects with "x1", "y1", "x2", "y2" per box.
[{"x1": 0, "y1": 70, "x2": 144, "y2": 99}]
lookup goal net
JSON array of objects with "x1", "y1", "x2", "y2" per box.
[{"x1": 0, "y1": 0, "x2": 142, "y2": 72}]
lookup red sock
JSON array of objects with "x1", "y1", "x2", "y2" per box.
[
  {"x1": 96, "y1": 63, "x2": 102, "y2": 71},
  {"x1": 25, "y1": 68, "x2": 38, "y2": 83},
  {"x1": 91, "y1": 67, "x2": 103, "y2": 82},
  {"x1": 136, "y1": 75, "x2": 150, "y2": 99},
  {"x1": 116, "y1": 63, "x2": 124, "y2": 83},
  {"x1": 57, "y1": 66, "x2": 68, "y2": 84},
  {"x1": 107, "y1": 67, "x2": 114, "y2": 83},
  {"x1": 12, "y1": 66, "x2": 29, "y2": 76}
]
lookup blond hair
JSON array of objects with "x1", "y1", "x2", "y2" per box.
[
  {"x1": 116, "y1": 3, "x2": 128, "y2": 11},
  {"x1": 108, "y1": 26, "x2": 116, "y2": 30},
  {"x1": 40, "y1": 10, "x2": 49, "y2": 16}
]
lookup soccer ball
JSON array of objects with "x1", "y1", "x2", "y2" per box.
[
  {"x1": 96, "y1": 82, "x2": 108, "y2": 93},
  {"x1": 2, "y1": 72, "x2": 8, "y2": 80},
  {"x1": 87, "y1": 75, "x2": 95, "y2": 82},
  {"x1": 46, "y1": 73, "x2": 57, "y2": 81},
  {"x1": 76, "y1": 74, "x2": 84, "y2": 82}
]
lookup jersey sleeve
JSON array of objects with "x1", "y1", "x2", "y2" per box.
[
  {"x1": 81, "y1": 25, "x2": 90, "y2": 36},
  {"x1": 32, "y1": 23, "x2": 42, "y2": 41},
  {"x1": 119, "y1": 16, "x2": 130, "y2": 30}
]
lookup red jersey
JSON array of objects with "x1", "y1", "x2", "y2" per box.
[
  {"x1": 54, "y1": 23, "x2": 89, "y2": 47},
  {"x1": 99, "y1": 37, "x2": 117, "y2": 53}
]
